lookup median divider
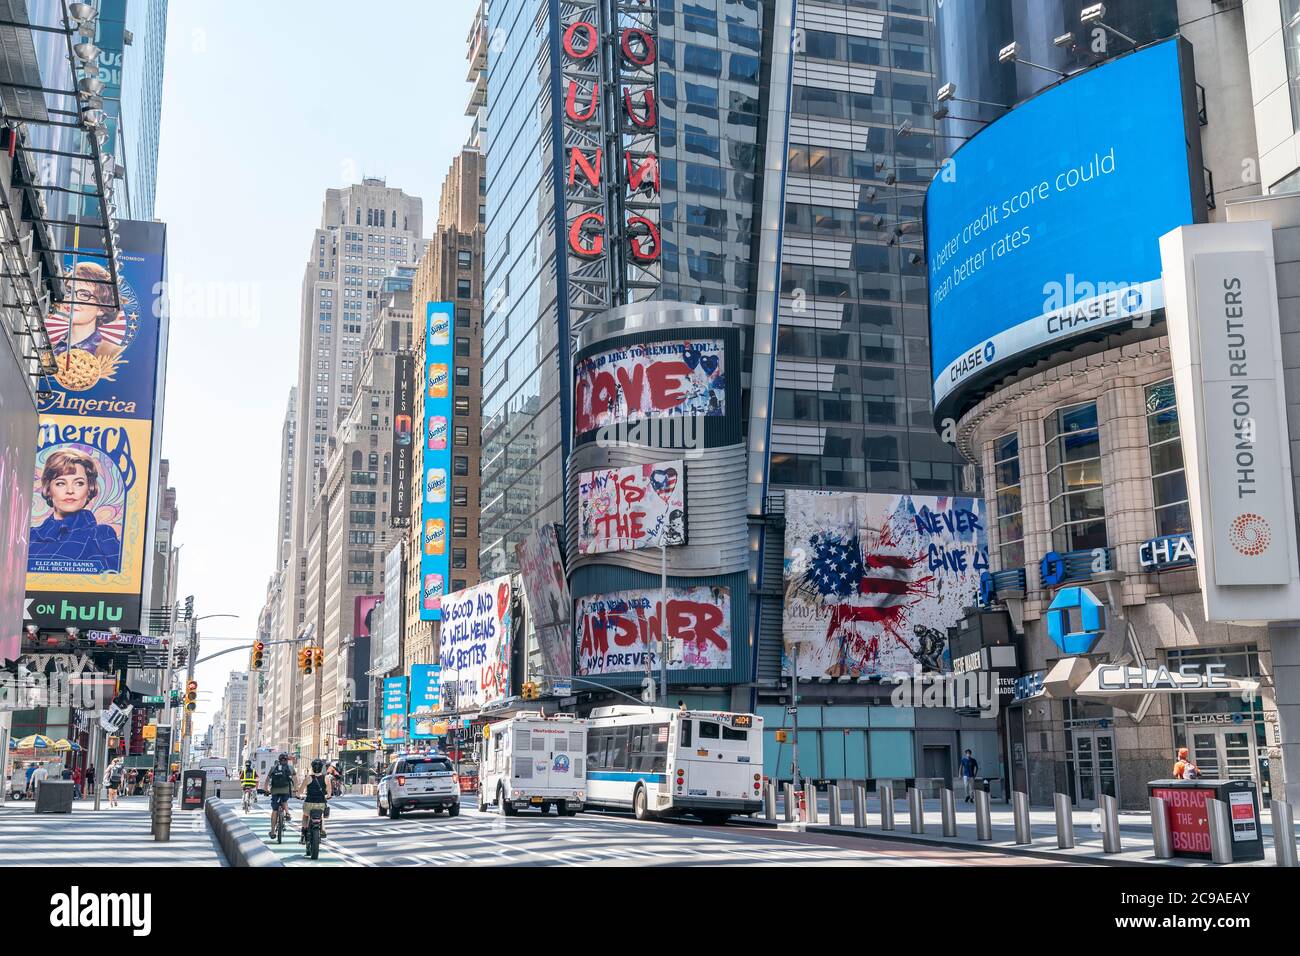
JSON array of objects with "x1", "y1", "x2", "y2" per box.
[{"x1": 205, "y1": 797, "x2": 283, "y2": 867}]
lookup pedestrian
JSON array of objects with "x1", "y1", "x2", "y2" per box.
[
  {"x1": 85, "y1": 763, "x2": 95, "y2": 797},
  {"x1": 24, "y1": 762, "x2": 36, "y2": 797},
  {"x1": 107, "y1": 760, "x2": 123, "y2": 807},
  {"x1": 959, "y1": 749, "x2": 979, "y2": 802},
  {"x1": 1173, "y1": 747, "x2": 1201, "y2": 780},
  {"x1": 29, "y1": 762, "x2": 49, "y2": 798},
  {"x1": 72, "y1": 765, "x2": 83, "y2": 799}
]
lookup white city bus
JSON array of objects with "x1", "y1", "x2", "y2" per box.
[{"x1": 585, "y1": 706, "x2": 764, "y2": 824}]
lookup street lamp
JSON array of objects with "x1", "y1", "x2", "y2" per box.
[
  {"x1": 998, "y1": 41, "x2": 1068, "y2": 78},
  {"x1": 1081, "y1": 3, "x2": 1137, "y2": 48}
]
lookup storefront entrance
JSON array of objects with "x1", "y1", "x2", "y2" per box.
[
  {"x1": 1071, "y1": 729, "x2": 1118, "y2": 808},
  {"x1": 1188, "y1": 726, "x2": 1256, "y2": 782}
]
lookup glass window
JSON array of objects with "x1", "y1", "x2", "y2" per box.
[
  {"x1": 1285, "y1": 1, "x2": 1300, "y2": 133},
  {"x1": 698, "y1": 721, "x2": 720, "y2": 740},
  {"x1": 993, "y1": 433, "x2": 1024, "y2": 570},
  {"x1": 722, "y1": 726, "x2": 748, "y2": 741},
  {"x1": 680, "y1": 719, "x2": 692, "y2": 748},
  {"x1": 1045, "y1": 402, "x2": 1107, "y2": 552},
  {"x1": 1146, "y1": 380, "x2": 1191, "y2": 537}
]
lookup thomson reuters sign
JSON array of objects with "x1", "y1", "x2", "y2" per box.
[{"x1": 1160, "y1": 222, "x2": 1300, "y2": 623}]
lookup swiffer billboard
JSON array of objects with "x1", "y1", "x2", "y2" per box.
[{"x1": 926, "y1": 38, "x2": 1202, "y2": 418}]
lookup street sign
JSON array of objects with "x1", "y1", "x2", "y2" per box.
[
  {"x1": 142, "y1": 695, "x2": 165, "y2": 705},
  {"x1": 552, "y1": 681, "x2": 572, "y2": 697},
  {"x1": 786, "y1": 707, "x2": 797, "y2": 715}
]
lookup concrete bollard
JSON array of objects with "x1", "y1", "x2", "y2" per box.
[
  {"x1": 908, "y1": 786, "x2": 925, "y2": 834},
  {"x1": 1055, "y1": 792, "x2": 1075, "y2": 849},
  {"x1": 1012, "y1": 790, "x2": 1031, "y2": 845},
  {"x1": 1101, "y1": 793, "x2": 1123, "y2": 854},
  {"x1": 1272, "y1": 800, "x2": 1298, "y2": 868},
  {"x1": 828, "y1": 785, "x2": 842, "y2": 826},
  {"x1": 880, "y1": 783, "x2": 895, "y2": 830},
  {"x1": 1150, "y1": 795, "x2": 1172, "y2": 859},
  {"x1": 941, "y1": 788, "x2": 957, "y2": 837},
  {"x1": 852, "y1": 784, "x2": 867, "y2": 828},
  {"x1": 1206, "y1": 797, "x2": 1231, "y2": 864},
  {"x1": 783, "y1": 782, "x2": 796, "y2": 823},
  {"x1": 764, "y1": 782, "x2": 777, "y2": 821},
  {"x1": 974, "y1": 788, "x2": 992, "y2": 841},
  {"x1": 805, "y1": 782, "x2": 819, "y2": 824}
]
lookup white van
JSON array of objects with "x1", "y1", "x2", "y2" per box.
[{"x1": 478, "y1": 714, "x2": 586, "y2": 816}]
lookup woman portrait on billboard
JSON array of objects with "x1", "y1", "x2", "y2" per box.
[
  {"x1": 27, "y1": 448, "x2": 123, "y2": 575},
  {"x1": 48, "y1": 261, "x2": 128, "y2": 359}
]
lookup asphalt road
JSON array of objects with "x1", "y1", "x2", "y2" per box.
[{"x1": 247, "y1": 794, "x2": 1058, "y2": 866}]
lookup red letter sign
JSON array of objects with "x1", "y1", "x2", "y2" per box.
[
  {"x1": 564, "y1": 21, "x2": 599, "y2": 59},
  {"x1": 568, "y1": 211, "x2": 605, "y2": 259},
  {"x1": 566, "y1": 79, "x2": 600, "y2": 123}
]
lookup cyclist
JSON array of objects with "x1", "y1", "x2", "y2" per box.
[
  {"x1": 264, "y1": 753, "x2": 295, "y2": 838},
  {"x1": 240, "y1": 761, "x2": 258, "y2": 812},
  {"x1": 298, "y1": 758, "x2": 332, "y2": 844}
]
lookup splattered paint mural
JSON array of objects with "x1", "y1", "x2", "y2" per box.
[{"x1": 782, "y1": 491, "x2": 988, "y2": 678}]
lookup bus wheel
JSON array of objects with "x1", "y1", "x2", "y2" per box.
[{"x1": 633, "y1": 785, "x2": 651, "y2": 821}]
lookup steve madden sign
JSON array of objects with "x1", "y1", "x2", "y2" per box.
[{"x1": 1193, "y1": 251, "x2": 1289, "y2": 585}]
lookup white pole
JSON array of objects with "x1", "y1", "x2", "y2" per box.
[{"x1": 660, "y1": 542, "x2": 668, "y2": 708}]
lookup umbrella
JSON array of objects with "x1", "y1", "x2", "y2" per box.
[
  {"x1": 51, "y1": 739, "x2": 74, "y2": 752},
  {"x1": 16, "y1": 734, "x2": 55, "y2": 750},
  {"x1": 6, "y1": 738, "x2": 14, "y2": 750}
]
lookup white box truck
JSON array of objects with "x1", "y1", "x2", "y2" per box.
[{"x1": 478, "y1": 714, "x2": 586, "y2": 816}]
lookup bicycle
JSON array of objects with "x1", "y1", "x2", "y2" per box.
[
  {"x1": 304, "y1": 805, "x2": 323, "y2": 859},
  {"x1": 270, "y1": 799, "x2": 287, "y2": 843},
  {"x1": 242, "y1": 788, "x2": 255, "y2": 813}
]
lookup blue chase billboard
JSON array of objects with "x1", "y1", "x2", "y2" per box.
[{"x1": 926, "y1": 39, "x2": 1202, "y2": 420}]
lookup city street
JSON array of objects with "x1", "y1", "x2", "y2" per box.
[{"x1": 242, "y1": 795, "x2": 1057, "y2": 867}]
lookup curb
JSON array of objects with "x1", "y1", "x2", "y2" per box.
[
  {"x1": 733, "y1": 816, "x2": 1164, "y2": 866},
  {"x1": 205, "y1": 798, "x2": 283, "y2": 867}
]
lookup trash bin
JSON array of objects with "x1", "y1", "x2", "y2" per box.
[
  {"x1": 1147, "y1": 778, "x2": 1264, "y2": 862},
  {"x1": 35, "y1": 780, "x2": 75, "y2": 813}
]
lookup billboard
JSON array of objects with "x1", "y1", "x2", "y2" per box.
[
  {"x1": 439, "y1": 576, "x2": 512, "y2": 710},
  {"x1": 25, "y1": 219, "x2": 167, "y2": 633},
  {"x1": 419, "y1": 302, "x2": 454, "y2": 621},
  {"x1": 1, "y1": 359, "x2": 37, "y2": 663},
  {"x1": 374, "y1": 543, "x2": 403, "y2": 675},
  {"x1": 354, "y1": 594, "x2": 381, "y2": 644},
  {"x1": 382, "y1": 676, "x2": 407, "y2": 742},
  {"x1": 782, "y1": 491, "x2": 988, "y2": 678},
  {"x1": 577, "y1": 460, "x2": 685, "y2": 555},
  {"x1": 575, "y1": 584, "x2": 731, "y2": 676},
  {"x1": 1160, "y1": 221, "x2": 1300, "y2": 622},
  {"x1": 574, "y1": 339, "x2": 725, "y2": 435},
  {"x1": 515, "y1": 525, "x2": 573, "y2": 681},
  {"x1": 391, "y1": 352, "x2": 414, "y2": 529},
  {"x1": 408, "y1": 663, "x2": 441, "y2": 739},
  {"x1": 926, "y1": 39, "x2": 1199, "y2": 414}
]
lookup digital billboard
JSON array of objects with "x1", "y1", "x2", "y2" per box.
[
  {"x1": 577, "y1": 460, "x2": 685, "y2": 555},
  {"x1": 782, "y1": 491, "x2": 988, "y2": 679},
  {"x1": 515, "y1": 525, "x2": 573, "y2": 681},
  {"x1": 926, "y1": 39, "x2": 1200, "y2": 417},
  {"x1": 574, "y1": 584, "x2": 731, "y2": 676},
  {"x1": 391, "y1": 353, "x2": 414, "y2": 530},
  {"x1": 419, "y1": 302, "x2": 454, "y2": 621},
  {"x1": 25, "y1": 219, "x2": 167, "y2": 633},
  {"x1": 408, "y1": 663, "x2": 441, "y2": 739},
  {"x1": 439, "y1": 576, "x2": 512, "y2": 711},
  {"x1": 382, "y1": 676, "x2": 407, "y2": 743}
]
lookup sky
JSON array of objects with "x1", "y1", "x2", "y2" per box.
[{"x1": 152, "y1": 0, "x2": 479, "y2": 736}]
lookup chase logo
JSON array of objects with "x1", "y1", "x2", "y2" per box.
[
  {"x1": 1118, "y1": 285, "x2": 1143, "y2": 314},
  {"x1": 982, "y1": 341, "x2": 995, "y2": 362}
]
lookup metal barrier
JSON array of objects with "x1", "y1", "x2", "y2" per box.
[
  {"x1": 852, "y1": 784, "x2": 867, "y2": 828},
  {"x1": 940, "y1": 788, "x2": 957, "y2": 837},
  {"x1": 879, "y1": 783, "x2": 895, "y2": 830},
  {"x1": 806, "y1": 783, "x2": 819, "y2": 824},
  {"x1": 828, "y1": 785, "x2": 842, "y2": 826},
  {"x1": 1055, "y1": 792, "x2": 1075, "y2": 849},
  {"x1": 1150, "y1": 795, "x2": 1172, "y2": 859},
  {"x1": 1272, "y1": 800, "x2": 1298, "y2": 868},
  {"x1": 974, "y1": 789, "x2": 992, "y2": 841},
  {"x1": 763, "y1": 782, "x2": 776, "y2": 821},
  {"x1": 151, "y1": 783, "x2": 174, "y2": 842},
  {"x1": 1012, "y1": 790, "x2": 1031, "y2": 844},
  {"x1": 1100, "y1": 794, "x2": 1122, "y2": 854},
  {"x1": 783, "y1": 782, "x2": 796, "y2": 823},
  {"x1": 1206, "y1": 797, "x2": 1232, "y2": 864},
  {"x1": 908, "y1": 786, "x2": 925, "y2": 834}
]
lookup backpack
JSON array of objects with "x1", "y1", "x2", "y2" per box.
[{"x1": 269, "y1": 763, "x2": 294, "y2": 789}]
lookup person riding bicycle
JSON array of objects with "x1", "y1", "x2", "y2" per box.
[
  {"x1": 298, "y1": 758, "x2": 332, "y2": 844},
  {"x1": 265, "y1": 753, "x2": 295, "y2": 837},
  {"x1": 240, "y1": 761, "x2": 258, "y2": 809}
]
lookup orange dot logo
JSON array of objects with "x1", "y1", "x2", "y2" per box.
[{"x1": 1228, "y1": 513, "x2": 1271, "y2": 556}]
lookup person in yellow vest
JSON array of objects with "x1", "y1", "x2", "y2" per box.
[{"x1": 240, "y1": 762, "x2": 258, "y2": 812}]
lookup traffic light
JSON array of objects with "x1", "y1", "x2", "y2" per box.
[
  {"x1": 774, "y1": 730, "x2": 788, "y2": 744},
  {"x1": 521, "y1": 681, "x2": 538, "y2": 701},
  {"x1": 169, "y1": 689, "x2": 180, "y2": 706},
  {"x1": 184, "y1": 680, "x2": 198, "y2": 712},
  {"x1": 313, "y1": 646, "x2": 323, "y2": 670},
  {"x1": 300, "y1": 646, "x2": 313, "y2": 675},
  {"x1": 252, "y1": 641, "x2": 265, "y2": 670},
  {"x1": 183, "y1": 595, "x2": 194, "y2": 621}
]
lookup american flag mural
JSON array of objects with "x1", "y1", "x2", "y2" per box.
[{"x1": 782, "y1": 491, "x2": 989, "y2": 678}]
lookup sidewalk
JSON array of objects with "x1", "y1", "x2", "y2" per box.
[
  {"x1": 0, "y1": 795, "x2": 226, "y2": 866},
  {"x1": 749, "y1": 793, "x2": 1297, "y2": 867}
]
